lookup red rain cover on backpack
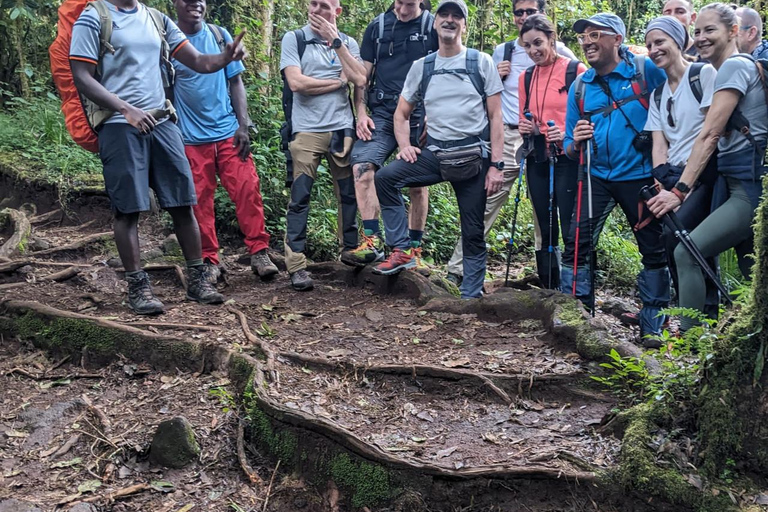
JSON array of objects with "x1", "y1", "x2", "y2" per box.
[{"x1": 50, "y1": 0, "x2": 99, "y2": 153}]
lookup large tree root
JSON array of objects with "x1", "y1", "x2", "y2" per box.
[
  {"x1": 0, "y1": 208, "x2": 31, "y2": 259},
  {"x1": 30, "y1": 231, "x2": 113, "y2": 257}
]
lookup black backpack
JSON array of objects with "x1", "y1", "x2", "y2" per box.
[
  {"x1": 522, "y1": 59, "x2": 581, "y2": 113},
  {"x1": 280, "y1": 29, "x2": 351, "y2": 187},
  {"x1": 652, "y1": 62, "x2": 705, "y2": 111},
  {"x1": 501, "y1": 40, "x2": 515, "y2": 82}
]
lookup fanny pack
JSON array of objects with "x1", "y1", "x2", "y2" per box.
[
  {"x1": 651, "y1": 163, "x2": 683, "y2": 191},
  {"x1": 433, "y1": 144, "x2": 484, "y2": 182}
]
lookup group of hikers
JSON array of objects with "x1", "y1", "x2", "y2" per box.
[{"x1": 66, "y1": 0, "x2": 768, "y2": 341}]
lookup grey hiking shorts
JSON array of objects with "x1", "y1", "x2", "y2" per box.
[
  {"x1": 350, "y1": 109, "x2": 422, "y2": 169},
  {"x1": 98, "y1": 120, "x2": 197, "y2": 214}
]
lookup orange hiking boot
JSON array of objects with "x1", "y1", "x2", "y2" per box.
[
  {"x1": 411, "y1": 246, "x2": 432, "y2": 277},
  {"x1": 372, "y1": 248, "x2": 416, "y2": 275},
  {"x1": 341, "y1": 233, "x2": 385, "y2": 267}
]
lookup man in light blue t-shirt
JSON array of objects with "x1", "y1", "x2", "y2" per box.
[{"x1": 172, "y1": 0, "x2": 278, "y2": 284}]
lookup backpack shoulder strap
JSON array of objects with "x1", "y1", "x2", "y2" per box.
[
  {"x1": 420, "y1": 52, "x2": 438, "y2": 98},
  {"x1": 631, "y1": 55, "x2": 650, "y2": 109},
  {"x1": 523, "y1": 66, "x2": 534, "y2": 113},
  {"x1": 86, "y1": 0, "x2": 114, "y2": 57},
  {"x1": 465, "y1": 48, "x2": 486, "y2": 100},
  {"x1": 374, "y1": 12, "x2": 385, "y2": 66},
  {"x1": 420, "y1": 11, "x2": 433, "y2": 54},
  {"x1": 652, "y1": 85, "x2": 663, "y2": 111},
  {"x1": 688, "y1": 62, "x2": 705, "y2": 103},
  {"x1": 565, "y1": 59, "x2": 580, "y2": 90},
  {"x1": 573, "y1": 74, "x2": 586, "y2": 116},
  {"x1": 503, "y1": 40, "x2": 515, "y2": 62},
  {"x1": 294, "y1": 28, "x2": 307, "y2": 59},
  {"x1": 207, "y1": 23, "x2": 226, "y2": 52}
]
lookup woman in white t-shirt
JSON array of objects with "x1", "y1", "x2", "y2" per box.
[
  {"x1": 647, "y1": 3, "x2": 766, "y2": 332},
  {"x1": 644, "y1": 16, "x2": 721, "y2": 324}
]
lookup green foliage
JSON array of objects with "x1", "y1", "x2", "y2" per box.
[
  {"x1": 591, "y1": 348, "x2": 650, "y2": 405},
  {"x1": 209, "y1": 386, "x2": 236, "y2": 413},
  {"x1": 329, "y1": 453, "x2": 391, "y2": 508}
]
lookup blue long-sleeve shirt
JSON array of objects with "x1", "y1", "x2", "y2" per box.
[{"x1": 564, "y1": 53, "x2": 666, "y2": 181}]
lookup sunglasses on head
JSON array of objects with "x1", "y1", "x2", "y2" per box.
[
  {"x1": 513, "y1": 8, "x2": 538, "y2": 16},
  {"x1": 576, "y1": 30, "x2": 618, "y2": 44},
  {"x1": 667, "y1": 97, "x2": 675, "y2": 128}
]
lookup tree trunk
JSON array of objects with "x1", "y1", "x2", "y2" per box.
[
  {"x1": 697, "y1": 176, "x2": 768, "y2": 476},
  {"x1": 11, "y1": 16, "x2": 30, "y2": 99}
]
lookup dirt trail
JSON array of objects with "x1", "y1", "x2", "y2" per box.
[{"x1": 0, "y1": 209, "x2": 668, "y2": 511}]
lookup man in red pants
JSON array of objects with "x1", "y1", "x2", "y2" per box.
[{"x1": 172, "y1": 0, "x2": 277, "y2": 282}]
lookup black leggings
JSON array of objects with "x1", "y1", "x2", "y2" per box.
[{"x1": 526, "y1": 157, "x2": 578, "y2": 251}]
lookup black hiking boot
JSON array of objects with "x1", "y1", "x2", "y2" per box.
[
  {"x1": 187, "y1": 266, "x2": 225, "y2": 304},
  {"x1": 126, "y1": 270, "x2": 165, "y2": 315},
  {"x1": 290, "y1": 269, "x2": 314, "y2": 291},
  {"x1": 201, "y1": 261, "x2": 222, "y2": 285}
]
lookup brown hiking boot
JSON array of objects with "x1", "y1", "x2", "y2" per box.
[
  {"x1": 251, "y1": 250, "x2": 278, "y2": 280},
  {"x1": 187, "y1": 266, "x2": 225, "y2": 304},
  {"x1": 126, "y1": 271, "x2": 165, "y2": 315}
]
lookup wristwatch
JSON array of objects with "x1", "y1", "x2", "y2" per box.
[
  {"x1": 674, "y1": 181, "x2": 691, "y2": 195},
  {"x1": 331, "y1": 37, "x2": 343, "y2": 49},
  {"x1": 490, "y1": 161, "x2": 505, "y2": 170}
]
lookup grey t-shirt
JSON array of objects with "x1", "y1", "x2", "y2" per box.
[
  {"x1": 70, "y1": 2, "x2": 187, "y2": 124},
  {"x1": 279, "y1": 25, "x2": 360, "y2": 133},
  {"x1": 716, "y1": 55, "x2": 768, "y2": 158},
  {"x1": 401, "y1": 48, "x2": 504, "y2": 142}
]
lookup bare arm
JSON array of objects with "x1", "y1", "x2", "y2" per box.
[
  {"x1": 651, "y1": 131, "x2": 669, "y2": 168},
  {"x1": 228, "y1": 73, "x2": 251, "y2": 160},
  {"x1": 394, "y1": 97, "x2": 418, "y2": 163},
  {"x1": 174, "y1": 30, "x2": 247, "y2": 74},
  {"x1": 71, "y1": 60, "x2": 157, "y2": 132},
  {"x1": 335, "y1": 43, "x2": 367, "y2": 88},
  {"x1": 284, "y1": 66, "x2": 346, "y2": 96},
  {"x1": 485, "y1": 93, "x2": 504, "y2": 195},
  {"x1": 354, "y1": 61, "x2": 375, "y2": 140}
]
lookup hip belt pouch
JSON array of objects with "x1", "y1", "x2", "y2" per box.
[{"x1": 433, "y1": 144, "x2": 483, "y2": 182}]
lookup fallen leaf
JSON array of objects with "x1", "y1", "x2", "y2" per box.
[
  {"x1": 416, "y1": 411, "x2": 435, "y2": 422},
  {"x1": 365, "y1": 310, "x2": 384, "y2": 322},
  {"x1": 755, "y1": 493, "x2": 768, "y2": 505},
  {"x1": 411, "y1": 437, "x2": 427, "y2": 443},
  {"x1": 442, "y1": 358, "x2": 471, "y2": 368},
  {"x1": 482, "y1": 432, "x2": 501, "y2": 444},
  {"x1": 160, "y1": 376, "x2": 174, "y2": 384},
  {"x1": 78, "y1": 479, "x2": 102, "y2": 493},
  {"x1": 51, "y1": 457, "x2": 82, "y2": 468},
  {"x1": 685, "y1": 474, "x2": 704, "y2": 491},
  {"x1": 436, "y1": 446, "x2": 458, "y2": 459},
  {"x1": 326, "y1": 348, "x2": 352, "y2": 358},
  {"x1": 5, "y1": 430, "x2": 29, "y2": 438},
  {"x1": 57, "y1": 494, "x2": 82, "y2": 505},
  {"x1": 3, "y1": 469, "x2": 21, "y2": 477},
  {"x1": 454, "y1": 461, "x2": 465, "y2": 469},
  {"x1": 176, "y1": 505, "x2": 195, "y2": 512},
  {"x1": 150, "y1": 480, "x2": 175, "y2": 492},
  {"x1": 261, "y1": 304, "x2": 274, "y2": 311},
  {"x1": 281, "y1": 313, "x2": 303, "y2": 322}
]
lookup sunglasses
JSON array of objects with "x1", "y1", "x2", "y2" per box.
[
  {"x1": 667, "y1": 97, "x2": 675, "y2": 128},
  {"x1": 513, "y1": 8, "x2": 538, "y2": 16},
  {"x1": 576, "y1": 30, "x2": 618, "y2": 44}
]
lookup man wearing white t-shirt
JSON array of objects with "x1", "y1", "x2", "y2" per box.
[{"x1": 444, "y1": 0, "x2": 576, "y2": 285}]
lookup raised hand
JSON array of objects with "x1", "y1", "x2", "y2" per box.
[{"x1": 225, "y1": 29, "x2": 248, "y2": 62}]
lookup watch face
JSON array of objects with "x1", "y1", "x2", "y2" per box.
[{"x1": 332, "y1": 38, "x2": 342, "y2": 49}]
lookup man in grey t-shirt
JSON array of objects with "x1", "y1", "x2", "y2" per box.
[
  {"x1": 70, "y1": 0, "x2": 246, "y2": 315},
  {"x1": 279, "y1": 0, "x2": 367, "y2": 291},
  {"x1": 372, "y1": 0, "x2": 505, "y2": 299}
]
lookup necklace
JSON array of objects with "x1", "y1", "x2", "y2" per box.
[{"x1": 531, "y1": 55, "x2": 557, "y2": 127}]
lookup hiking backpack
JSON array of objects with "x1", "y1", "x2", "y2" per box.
[
  {"x1": 652, "y1": 62, "x2": 705, "y2": 111},
  {"x1": 572, "y1": 54, "x2": 650, "y2": 117},
  {"x1": 50, "y1": 0, "x2": 173, "y2": 152},
  {"x1": 500, "y1": 40, "x2": 515, "y2": 82},
  {"x1": 522, "y1": 59, "x2": 582, "y2": 113},
  {"x1": 279, "y1": 29, "x2": 352, "y2": 186},
  {"x1": 371, "y1": 10, "x2": 434, "y2": 73}
]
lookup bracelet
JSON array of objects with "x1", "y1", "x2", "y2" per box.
[{"x1": 671, "y1": 187, "x2": 685, "y2": 202}]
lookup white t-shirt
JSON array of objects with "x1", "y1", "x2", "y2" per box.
[
  {"x1": 491, "y1": 40, "x2": 576, "y2": 125},
  {"x1": 645, "y1": 63, "x2": 716, "y2": 167},
  {"x1": 401, "y1": 48, "x2": 504, "y2": 142}
]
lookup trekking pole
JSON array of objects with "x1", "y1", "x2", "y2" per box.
[
  {"x1": 639, "y1": 185, "x2": 732, "y2": 305},
  {"x1": 546, "y1": 120, "x2": 556, "y2": 289},
  {"x1": 586, "y1": 138, "x2": 596, "y2": 316},
  {"x1": 505, "y1": 112, "x2": 533, "y2": 286},
  {"x1": 571, "y1": 142, "x2": 586, "y2": 297}
]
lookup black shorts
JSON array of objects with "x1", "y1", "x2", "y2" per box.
[
  {"x1": 350, "y1": 109, "x2": 421, "y2": 169},
  {"x1": 98, "y1": 121, "x2": 197, "y2": 214}
]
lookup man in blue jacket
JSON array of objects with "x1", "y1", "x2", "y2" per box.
[{"x1": 562, "y1": 13, "x2": 669, "y2": 339}]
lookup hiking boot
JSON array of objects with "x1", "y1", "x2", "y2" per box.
[
  {"x1": 187, "y1": 266, "x2": 225, "y2": 305},
  {"x1": 340, "y1": 234, "x2": 385, "y2": 267},
  {"x1": 251, "y1": 250, "x2": 278, "y2": 280},
  {"x1": 201, "y1": 261, "x2": 221, "y2": 285},
  {"x1": 126, "y1": 271, "x2": 165, "y2": 315},
  {"x1": 446, "y1": 272, "x2": 463, "y2": 287},
  {"x1": 411, "y1": 247, "x2": 432, "y2": 277},
  {"x1": 290, "y1": 269, "x2": 314, "y2": 291},
  {"x1": 372, "y1": 248, "x2": 416, "y2": 275}
]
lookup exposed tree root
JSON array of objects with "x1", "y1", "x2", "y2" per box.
[
  {"x1": 4, "y1": 367, "x2": 103, "y2": 380},
  {"x1": 0, "y1": 208, "x2": 31, "y2": 259},
  {"x1": 43, "y1": 266, "x2": 80, "y2": 282},
  {"x1": 238, "y1": 418, "x2": 264, "y2": 485},
  {"x1": 115, "y1": 320, "x2": 222, "y2": 332},
  {"x1": 77, "y1": 482, "x2": 151, "y2": 503},
  {"x1": 30, "y1": 231, "x2": 112, "y2": 257},
  {"x1": 29, "y1": 208, "x2": 63, "y2": 224},
  {"x1": 229, "y1": 307, "x2": 279, "y2": 382}
]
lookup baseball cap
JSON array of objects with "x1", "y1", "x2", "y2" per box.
[
  {"x1": 573, "y1": 13, "x2": 626, "y2": 40},
  {"x1": 435, "y1": 0, "x2": 468, "y2": 19}
]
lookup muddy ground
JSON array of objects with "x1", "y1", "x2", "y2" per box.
[{"x1": 0, "y1": 205, "x2": 682, "y2": 511}]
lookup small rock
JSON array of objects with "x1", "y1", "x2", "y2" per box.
[
  {"x1": 27, "y1": 237, "x2": 50, "y2": 251},
  {"x1": 140, "y1": 248, "x2": 164, "y2": 262},
  {"x1": 149, "y1": 416, "x2": 200, "y2": 469},
  {"x1": 106, "y1": 257, "x2": 123, "y2": 268},
  {"x1": 161, "y1": 234, "x2": 182, "y2": 256},
  {"x1": 601, "y1": 297, "x2": 639, "y2": 319},
  {"x1": 0, "y1": 499, "x2": 43, "y2": 512}
]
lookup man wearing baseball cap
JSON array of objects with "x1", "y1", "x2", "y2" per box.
[
  {"x1": 371, "y1": 0, "x2": 505, "y2": 299},
  {"x1": 561, "y1": 13, "x2": 671, "y2": 340}
]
